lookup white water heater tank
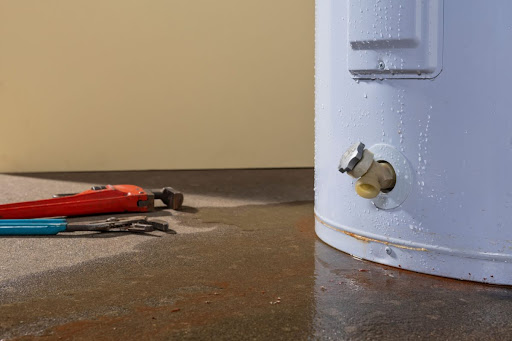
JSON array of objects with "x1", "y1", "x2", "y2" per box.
[{"x1": 315, "y1": 0, "x2": 512, "y2": 285}]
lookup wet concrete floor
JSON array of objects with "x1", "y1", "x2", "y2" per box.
[{"x1": 1, "y1": 169, "x2": 512, "y2": 340}]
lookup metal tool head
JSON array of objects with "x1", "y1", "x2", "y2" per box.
[
  {"x1": 66, "y1": 216, "x2": 170, "y2": 233},
  {"x1": 339, "y1": 142, "x2": 365, "y2": 173},
  {"x1": 150, "y1": 187, "x2": 184, "y2": 210}
]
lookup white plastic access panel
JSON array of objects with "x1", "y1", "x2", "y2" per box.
[{"x1": 348, "y1": 0, "x2": 443, "y2": 79}]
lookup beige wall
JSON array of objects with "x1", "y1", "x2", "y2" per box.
[{"x1": 0, "y1": 1, "x2": 313, "y2": 173}]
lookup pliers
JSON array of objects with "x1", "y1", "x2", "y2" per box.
[{"x1": 0, "y1": 216, "x2": 171, "y2": 235}]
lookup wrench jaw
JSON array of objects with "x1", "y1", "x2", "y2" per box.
[
  {"x1": 144, "y1": 219, "x2": 170, "y2": 232},
  {"x1": 65, "y1": 216, "x2": 170, "y2": 233},
  {"x1": 149, "y1": 187, "x2": 184, "y2": 210}
]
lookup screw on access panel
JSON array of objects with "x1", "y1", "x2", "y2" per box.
[{"x1": 378, "y1": 61, "x2": 385, "y2": 70}]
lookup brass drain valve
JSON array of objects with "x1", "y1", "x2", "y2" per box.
[{"x1": 338, "y1": 142, "x2": 396, "y2": 199}]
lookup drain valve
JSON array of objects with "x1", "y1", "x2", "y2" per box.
[{"x1": 339, "y1": 142, "x2": 396, "y2": 199}]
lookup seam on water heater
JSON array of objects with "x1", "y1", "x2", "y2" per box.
[{"x1": 314, "y1": 212, "x2": 512, "y2": 262}]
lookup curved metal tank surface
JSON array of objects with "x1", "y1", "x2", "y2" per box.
[{"x1": 315, "y1": 0, "x2": 512, "y2": 285}]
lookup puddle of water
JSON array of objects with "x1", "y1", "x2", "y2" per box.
[
  {"x1": 1, "y1": 202, "x2": 316, "y2": 340},
  {"x1": 312, "y1": 240, "x2": 512, "y2": 339},
  {"x1": 2, "y1": 200, "x2": 512, "y2": 340}
]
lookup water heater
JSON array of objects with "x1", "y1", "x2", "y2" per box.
[{"x1": 315, "y1": 0, "x2": 512, "y2": 285}]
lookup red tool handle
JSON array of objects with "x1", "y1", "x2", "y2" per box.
[{"x1": 0, "y1": 185, "x2": 151, "y2": 219}]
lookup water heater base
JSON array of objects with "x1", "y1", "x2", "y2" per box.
[{"x1": 315, "y1": 212, "x2": 512, "y2": 286}]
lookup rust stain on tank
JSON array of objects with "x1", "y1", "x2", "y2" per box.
[{"x1": 315, "y1": 214, "x2": 427, "y2": 252}]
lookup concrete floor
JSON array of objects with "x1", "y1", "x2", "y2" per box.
[{"x1": 0, "y1": 169, "x2": 512, "y2": 340}]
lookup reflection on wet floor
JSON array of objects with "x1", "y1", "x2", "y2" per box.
[
  {"x1": 313, "y1": 239, "x2": 512, "y2": 339},
  {"x1": 1, "y1": 199, "x2": 512, "y2": 340}
]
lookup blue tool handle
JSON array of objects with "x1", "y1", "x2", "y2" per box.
[{"x1": 0, "y1": 219, "x2": 67, "y2": 235}]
